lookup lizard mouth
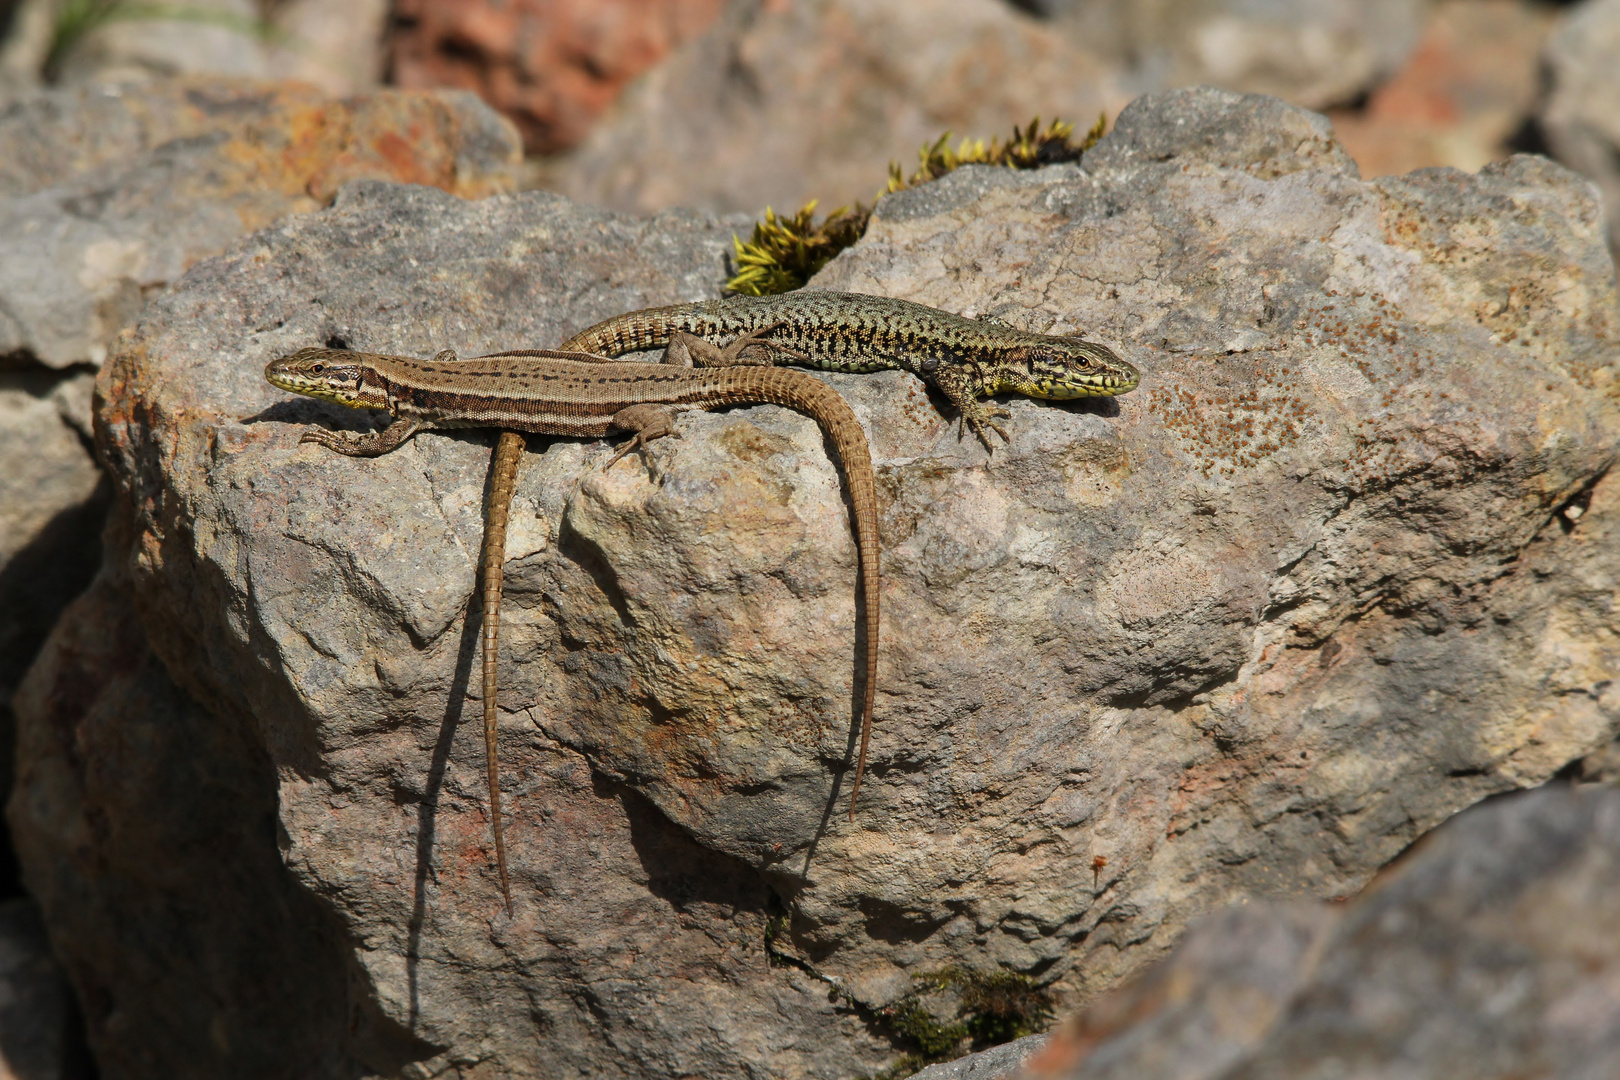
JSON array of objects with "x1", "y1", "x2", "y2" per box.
[
  {"x1": 1019, "y1": 363, "x2": 1141, "y2": 399},
  {"x1": 1007, "y1": 340, "x2": 1141, "y2": 399},
  {"x1": 265, "y1": 352, "x2": 369, "y2": 408}
]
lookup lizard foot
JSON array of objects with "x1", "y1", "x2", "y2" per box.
[
  {"x1": 957, "y1": 401, "x2": 1011, "y2": 449},
  {"x1": 605, "y1": 404, "x2": 681, "y2": 468}
]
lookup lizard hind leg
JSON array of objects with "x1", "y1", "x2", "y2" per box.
[
  {"x1": 604, "y1": 404, "x2": 682, "y2": 468},
  {"x1": 664, "y1": 325, "x2": 807, "y2": 369}
]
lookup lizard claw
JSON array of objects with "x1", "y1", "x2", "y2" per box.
[
  {"x1": 957, "y1": 400, "x2": 1013, "y2": 450},
  {"x1": 605, "y1": 407, "x2": 683, "y2": 469}
]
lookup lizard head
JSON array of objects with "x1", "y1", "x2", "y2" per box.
[
  {"x1": 265, "y1": 347, "x2": 386, "y2": 410},
  {"x1": 995, "y1": 336, "x2": 1140, "y2": 400}
]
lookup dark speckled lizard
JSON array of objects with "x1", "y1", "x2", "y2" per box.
[{"x1": 560, "y1": 291, "x2": 1139, "y2": 446}]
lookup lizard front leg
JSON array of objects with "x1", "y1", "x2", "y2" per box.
[
  {"x1": 932, "y1": 368, "x2": 1010, "y2": 448},
  {"x1": 300, "y1": 416, "x2": 423, "y2": 457}
]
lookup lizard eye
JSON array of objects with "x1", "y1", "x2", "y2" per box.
[
  {"x1": 311, "y1": 363, "x2": 325, "y2": 373},
  {"x1": 921, "y1": 357, "x2": 940, "y2": 372}
]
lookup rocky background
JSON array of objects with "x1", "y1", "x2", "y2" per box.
[{"x1": 0, "y1": 1, "x2": 1616, "y2": 1079}]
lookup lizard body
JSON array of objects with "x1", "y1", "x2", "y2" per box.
[
  {"x1": 265, "y1": 344, "x2": 880, "y2": 910},
  {"x1": 560, "y1": 291, "x2": 1139, "y2": 445}
]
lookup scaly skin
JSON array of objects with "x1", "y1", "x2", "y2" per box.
[
  {"x1": 482, "y1": 430, "x2": 524, "y2": 907},
  {"x1": 561, "y1": 291, "x2": 1139, "y2": 446},
  {"x1": 265, "y1": 342, "x2": 881, "y2": 910}
]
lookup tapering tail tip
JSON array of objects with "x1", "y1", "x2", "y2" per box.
[{"x1": 848, "y1": 705, "x2": 871, "y2": 822}]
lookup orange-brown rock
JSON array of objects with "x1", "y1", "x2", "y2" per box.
[{"x1": 389, "y1": 0, "x2": 727, "y2": 154}]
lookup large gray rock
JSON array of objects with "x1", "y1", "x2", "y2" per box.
[
  {"x1": 0, "y1": 366, "x2": 102, "y2": 696},
  {"x1": 1027, "y1": 783, "x2": 1620, "y2": 1080},
  {"x1": 0, "y1": 78, "x2": 524, "y2": 1076},
  {"x1": 554, "y1": 0, "x2": 1128, "y2": 215},
  {"x1": 1541, "y1": 0, "x2": 1620, "y2": 256},
  {"x1": 0, "y1": 78, "x2": 520, "y2": 368},
  {"x1": 7, "y1": 545, "x2": 374, "y2": 1079},
  {"x1": 0, "y1": 364, "x2": 105, "y2": 846},
  {"x1": 19, "y1": 87, "x2": 1620, "y2": 1077},
  {"x1": 0, "y1": 75, "x2": 524, "y2": 930}
]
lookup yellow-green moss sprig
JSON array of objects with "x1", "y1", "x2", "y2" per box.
[
  {"x1": 725, "y1": 114, "x2": 1107, "y2": 296},
  {"x1": 727, "y1": 201, "x2": 872, "y2": 297}
]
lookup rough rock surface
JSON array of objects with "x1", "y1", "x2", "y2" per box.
[
  {"x1": 8, "y1": 543, "x2": 370, "y2": 1080},
  {"x1": 1027, "y1": 782, "x2": 1620, "y2": 1080},
  {"x1": 0, "y1": 78, "x2": 520, "y2": 369},
  {"x1": 0, "y1": 363, "x2": 104, "y2": 858},
  {"x1": 0, "y1": 366, "x2": 101, "y2": 694},
  {"x1": 1541, "y1": 0, "x2": 1620, "y2": 256},
  {"x1": 554, "y1": 0, "x2": 1128, "y2": 215},
  {"x1": 389, "y1": 0, "x2": 727, "y2": 154},
  {"x1": 18, "y1": 88, "x2": 1620, "y2": 1078},
  {"x1": 0, "y1": 75, "x2": 522, "y2": 916}
]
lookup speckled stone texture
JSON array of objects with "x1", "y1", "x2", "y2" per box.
[{"x1": 13, "y1": 87, "x2": 1620, "y2": 1078}]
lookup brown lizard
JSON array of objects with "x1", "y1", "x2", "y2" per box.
[{"x1": 264, "y1": 339, "x2": 879, "y2": 909}]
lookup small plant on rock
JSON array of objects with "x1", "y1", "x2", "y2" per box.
[{"x1": 726, "y1": 115, "x2": 1108, "y2": 296}]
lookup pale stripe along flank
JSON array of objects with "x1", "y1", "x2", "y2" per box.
[{"x1": 366, "y1": 354, "x2": 851, "y2": 433}]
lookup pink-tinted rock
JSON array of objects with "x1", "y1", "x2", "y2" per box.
[
  {"x1": 554, "y1": 0, "x2": 1128, "y2": 214},
  {"x1": 390, "y1": 0, "x2": 727, "y2": 154},
  {"x1": 1326, "y1": 0, "x2": 1556, "y2": 179}
]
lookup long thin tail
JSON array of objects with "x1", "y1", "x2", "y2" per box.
[
  {"x1": 715, "y1": 367, "x2": 880, "y2": 819},
  {"x1": 482, "y1": 430, "x2": 526, "y2": 911}
]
